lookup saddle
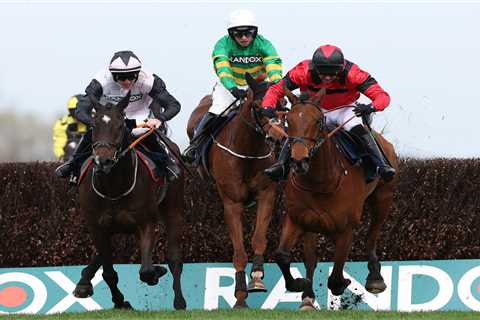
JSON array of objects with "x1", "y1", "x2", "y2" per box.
[
  {"x1": 331, "y1": 127, "x2": 391, "y2": 183},
  {"x1": 194, "y1": 110, "x2": 238, "y2": 173}
]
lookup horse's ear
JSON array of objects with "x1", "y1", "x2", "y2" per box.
[
  {"x1": 245, "y1": 72, "x2": 258, "y2": 91},
  {"x1": 88, "y1": 94, "x2": 102, "y2": 111},
  {"x1": 282, "y1": 83, "x2": 299, "y2": 105},
  {"x1": 117, "y1": 91, "x2": 131, "y2": 111},
  {"x1": 311, "y1": 88, "x2": 326, "y2": 105}
]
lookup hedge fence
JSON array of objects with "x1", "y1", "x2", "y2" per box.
[{"x1": 1, "y1": 159, "x2": 479, "y2": 267}]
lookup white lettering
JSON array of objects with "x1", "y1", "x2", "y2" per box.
[
  {"x1": 458, "y1": 266, "x2": 480, "y2": 310},
  {"x1": 45, "y1": 270, "x2": 103, "y2": 314},
  {"x1": 397, "y1": 265, "x2": 453, "y2": 311},
  {"x1": 0, "y1": 272, "x2": 47, "y2": 314},
  {"x1": 204, "y1": 267, "x2": 243, "y2": 310}
]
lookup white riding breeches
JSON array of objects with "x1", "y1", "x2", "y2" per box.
[
  {"x1": 324, "y1": 104, "x2": 363, "y2": 131},
  {"x1": 210, "y1": 81, "x2": 247, "y2": 115}
]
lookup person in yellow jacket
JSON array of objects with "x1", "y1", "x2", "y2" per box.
[{"x1": 52, "y1": 95, "x2": 88, "y2": 160}]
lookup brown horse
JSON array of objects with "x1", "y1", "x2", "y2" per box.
[
  {"x1": 186, "y1": 76, "x2": 277, "y2": 308},
  {"x1": 73, "y1": 93, "x2": 186, "y2": 310},
  {"x1": 272, "y1": 87, "x2": 398, "y2": 309}
]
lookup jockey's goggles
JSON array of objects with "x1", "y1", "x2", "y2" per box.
[
  {"x1": 232, "y1": 28, "x2": 255, "y2": 38},
  {"x1": 113, "y1": 72, "x2": 139, "y2": 82}
]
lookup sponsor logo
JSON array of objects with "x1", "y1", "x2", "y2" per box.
[
  {"x1": 103, "y1": 94, "x2": 143, "y2": 104},
  {"x1": 1, "y1": 261, "x2": 480, "y2": 314},
  {"x1": 229, "y1": 56, "x2": 262, "y2": 64}
]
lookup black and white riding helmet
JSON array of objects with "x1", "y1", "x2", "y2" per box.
[{"x1": 108, "y1": 50, "x2": 142, "y2": 73}]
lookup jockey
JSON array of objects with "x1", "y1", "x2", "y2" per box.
[
  {"x1": 54, "y1": 50, "x2": 181, "y2": 182},
  {"x1": 261, "y1": 44, "x2": 396, "y2": 182},
  {"x1": 182, "y1": 9, "x2": 283, "y2": 163},
  {"x1": 52, "y1": 94, "x2": 88, "y2": 161}
]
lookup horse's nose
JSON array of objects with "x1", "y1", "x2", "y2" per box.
[
  {"x1": 95, "y1": 157, "x2": 115, "y2": 173},
  {"x1": 292, "y1": 158, "x2": 309, "y2": 175}
]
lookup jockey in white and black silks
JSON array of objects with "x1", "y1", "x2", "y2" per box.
[
  {"x1": 182, "y1": 9, "x2": 283, "y2": 163},
  {"x1": 55, "y1": 50, "x2": 181, "y2": 183}
]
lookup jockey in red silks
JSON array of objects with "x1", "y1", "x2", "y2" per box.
[{"x1": 260, "y1": 44, "x2": 395, "y2": 182}]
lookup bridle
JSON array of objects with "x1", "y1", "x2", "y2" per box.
[{"x1": 287, "y1": 99, "x2": 328, "y2": 159}]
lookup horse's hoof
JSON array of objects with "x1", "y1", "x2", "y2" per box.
[
  {"x1": 140, "y1": 270, "x2": 159, "y2": 286},
  {"x1": 365, "y1": 279, "x2": 387, "y2": 294},
  {"x1": 154, "y1": 265, "x2": 168, "y2": 278},
  {"x1": 247, "y1": 277, "x2": 267, "y2": 292},
  {"x1": 114, "y1": 301, "x2": 133, "y2": 310},
  {"x1": 328, "y1": 278, "x2": 351, "y2": 296},
  {"x1": 174, "y1": 296, "x2": 187, "y2": 310},
  {"x1": 233, "y1": 300, "x2": 249, "y2": 309},
  {"x1": 286, "y1": 278, "x2": 310, "y2": 292},
  {"x1": 73, "y1": 284, "x2": 93, "y2": 298},
  {"x1": 299, "y1": 297, "x2": 316, "y2": 310}
]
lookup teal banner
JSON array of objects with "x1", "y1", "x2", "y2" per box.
[{"x1": 1, "y1": 260, "x2": 480, "y2": 314}]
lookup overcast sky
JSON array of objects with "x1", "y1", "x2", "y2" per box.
[{"x1": 0, "y1": 1, "x2": 478, "y2": 157}]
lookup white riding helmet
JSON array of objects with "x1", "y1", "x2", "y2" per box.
[
  {"x1": 108, "y1": 50, "x2": 142, "y2": 73},
  {"x1": 227, "y1": 9, "x2": 258, "y2": 39},
  {"x1": 228, "y1": 9, "x2": 257, "y2": 29}
]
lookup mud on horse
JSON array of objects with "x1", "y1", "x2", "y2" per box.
[
  {"x1": 73, "y1": 92, "x2": 186, "y2": 310},
  {"x1": 186, "y1": 75, "x2": 278, "y2": 308},
  {"x1": 271, "y1": 86, "x2": 398, "y2": 309}
]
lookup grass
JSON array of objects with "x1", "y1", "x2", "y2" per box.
[{"x1": 2, "y1": 310, "x2": 479, "y2": 320}]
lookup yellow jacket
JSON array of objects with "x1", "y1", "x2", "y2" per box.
[{"x1": 52, "y1": 115, "x2": 87, "y2": 160}]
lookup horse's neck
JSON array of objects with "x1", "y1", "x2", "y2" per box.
[
  {"x1": 308, "y1": 139, "x2": 342, "y2": 184},
  {"x1": 223, "y1": 106, "x2": 266, "y2": 152},
  {"x1": 94, "y1": 151, "x2": 136, "y2": 192}
]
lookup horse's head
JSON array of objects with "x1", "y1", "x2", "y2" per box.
[
  {"x1": 90, "y1": 92, "x2": 131, "y2": 174},
  {"x1": 284, "y1": 86, "x2": 327, "y2": 175}
]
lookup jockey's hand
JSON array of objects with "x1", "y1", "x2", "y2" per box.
[
  {"x1": 353, "y1": 103, "x2": 376, "y2": 117},
  {"x1": 259, "y1": 107, "x2": 277, "y2": 119},
  {"x1": 144, "y1": 118, "x2": 162, "y2": 129},
  {"x1": 230, "y1": 87, "x2": 248, "y2": 100}
]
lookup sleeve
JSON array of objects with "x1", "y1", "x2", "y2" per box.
[
  {"x1": 212, "y1": 37, "x2": 237, "y2": 90},
  {"x1": 75, "y1": 79, "x2": 102, "y2": 126},
  {"x1": 52, "y1": 117, "x2": 67, "y2": 159},
  {"x1": 262, "y1": 66, "x2": 301, "y2": 109},
  {"x1": 148, "y1": 74, "x2": 181, "y2": 121},
  {"x1": 260, "y1": 38, "x2": 283, "y2": 83},
  {"x1": 349, "y1": 64, "x2": 391, "y2": 111}
]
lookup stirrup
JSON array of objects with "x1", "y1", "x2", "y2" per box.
[{"x1": 264, "y1": 164, "x2": 287, "y2": 181}]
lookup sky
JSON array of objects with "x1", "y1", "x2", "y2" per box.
[{"x1": 0, "y1": 0, "x2": 479, "y2": 158}]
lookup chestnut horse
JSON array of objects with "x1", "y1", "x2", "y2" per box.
[
  {"x1": 73, "y1": 93, "x2": 186, "y2": 310},
  {"x1": 273, "y1": 87, "x2": 398, "y2": 309},
  {"x1": 186, "y1": 76, "x2": 277, "y2": 308}
]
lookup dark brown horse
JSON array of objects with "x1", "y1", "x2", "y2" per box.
[
  {"x1": 272, "y1": 87, "x2": 398, "y2": 309},
  {"x1": 186, "y1": 76, "x2": 277, "y2": 308},
  {"x1": 73, "y1": 93, "x2": 186, "y2": 310}
]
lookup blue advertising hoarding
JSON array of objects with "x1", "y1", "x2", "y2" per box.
[{"x1": 1, "y1": 260, "x2": 480, "y2": 314}]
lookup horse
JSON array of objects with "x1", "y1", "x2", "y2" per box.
[
  {"x1": 186, "y1": 75, "x2": 277, "y2": 308},
  {"x1": 72, "y1": 92, "x2": 186, "y2": 310},
  {"x1": 272, "y1": 86, "x2": 398, "y2": 309}
]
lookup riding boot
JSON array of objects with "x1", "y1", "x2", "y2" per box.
[
  {"x1": 350, "y1": 125, "x2": 395, "y2": 182},
  {"x1": 182, "y1": 112, "x2": 218, "y2": 164},
  {"x1": 55, "y1": 129, "x2": 92, "y2": 182},
  {"x1": 264, "y1": 140, "x2": 290, "y2": 181}
]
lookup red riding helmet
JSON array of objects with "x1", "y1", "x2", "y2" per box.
[{"x1": 310, "y1": 45, "x2": 345, "y2": 75}]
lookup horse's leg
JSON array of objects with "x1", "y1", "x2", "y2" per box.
[
  {"x1": 328, "y1": 227, "x2": 353, "y2": 296},
  {"x1": 73, "y1": 253, "x2": 101, "y2": 298},
  {"x1": 138, "y1": 223, "x2": 167, "y2": 286},
  {"x1": 274, "y1": 214, "x2": 308, "y2": 292},
  {"x1": 364, "y1": 187, "x2": 393, "y2": 294},
  {"x1": 163, "y1": 196, "x2": 187, "y2": 310},
  {"x1": 248, "y1": 186, "x2": 276, "y2": 292},
  {"x1": 223, "y1": 198, "x2": 249, "y2": 309},
  {"x1": 93, "y1": 230, "x2": 132, "y2": 309},
  {"x1": 300, "y1": 232, "x2": 317, "y2": 310}
]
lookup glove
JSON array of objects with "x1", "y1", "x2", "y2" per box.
[
  {"x1": 353, "y1": 103, "x2": 376, "y2": 117},
  {"x1": 259, "y1": 107, "x2": 277, "y2": 119},
  {"x1": 230, "y1": 87, "x2": 248, "y2": 100}
]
